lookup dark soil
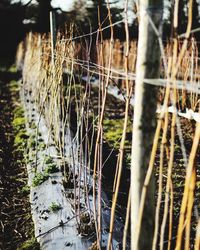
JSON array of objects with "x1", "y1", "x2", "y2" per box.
[
  {"x1": 66, "y1": 76, "x2": 200, "y2": 249},
  {"x1": 67, "y1": 82, "x2": 132, "y2": 207},
  {"x1": 154, "y1": 116, "x2": 200, "y2": 249},
  {"x1": 0, "y1": 69, "x2": 37, "y2": 250}
]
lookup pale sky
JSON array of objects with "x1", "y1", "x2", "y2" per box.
[
  {"x1": 13, "y1": 0, "x2": 74, "y2": 11},
  {"x1": 51, "y1": 0, "x2": 74, "y2": 11},
  {"x1": 15, "y1": 0, "x2": 129, "y2": 11},
  {"x1": 12, "y1": 0, "x2": 173, "y2": 24},
  {"x1": 13, "y1": 0, "x2": 136, "y2": 12}
]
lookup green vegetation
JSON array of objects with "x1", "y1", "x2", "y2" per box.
[
  {"x1": 45, "y1": 163, "x2": 59, "y2": 174},
  {"x1": 12, "y1": 117, "x2": 26, "y2": 130},
  {"x1": 28, "y1": 134, "x2": 37, "y2": 150},
  {"x1": 0, "y1": 77, "x2": 38, "y2": 248},
  {"x1": 18, "y1": 237, "x2": 40, "y2": 250},
  {"x1": 14, "y1": 130, "x2": 29, "y2": 148},
  {"x1": 32, "y1": 157, "x2": 59, "y2": 187},
  {"x1": 197, "y1": 181, "x2": 200, "y2": 189},
  {"x1": 103, "y1": 118, "x2": 132, "y2": 149},
  {"x1": 29, "y1": 139, "x2": 36, "y2": 149},
  {"x1": 11, "y1": 82, "x2": 28, "y2": 154},
  {"x1": 49, "y1": 202, "x2": 62, "y2": 212},
  {"x1": 21, "y1": 185, "x2": 30, "y2": 195},
  {"x1": 30, "y1": 123, "x2": 37, "y2": 130},
  {"x1": 44, "y1": 156, "x2": 54, "y2": 165},
  {"x1": 8, "y1": 65, "x2": 18, "y2": 73},
  {"x1": 32, "y1": 172, "x2": 49, "y2": 187},
  {"x1": 125, "y1": 153, "x2": 132, "y2": 169},
  {"x1": 39, "y1": 142, "x2": 46, "y2": 150},
  {"x1": 9, "y1": 80, "x2": 19, "y2": 92},
  {"x1": 14, "y1": 106, "x2": 24, "y2": 118}
]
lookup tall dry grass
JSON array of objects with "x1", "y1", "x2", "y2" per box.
[{"x1": 16, "y1": 13, "x2": 200, "y2": 248}]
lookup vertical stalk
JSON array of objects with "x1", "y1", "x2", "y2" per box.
[
  {"x1": 107, "y1": 0, "x2": 130, "y2": 248},
  {"x1": 92, "y1": 1, "x2": 114, "y2": 247},
  {"x1": 123, "y1": 189, "x2": 131, "y2": 250},
  {"x1": 184, "y1": 167, "x2": 196, "y2": 249},
  {"x1": 175, "y1": 122, "x2": 200, "y2": 249},
  {"x1": 194, "y1": 219, "x2": 200, "y2": 250},
  {"x1": 50, "y1": 11, "x2": 56, "y2": 67},
  {"x1": 131, "y1": 1, "x2": 163, "y2": 249}
]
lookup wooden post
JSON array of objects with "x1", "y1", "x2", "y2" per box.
[
  {"x1": 131, "y1": 1, "x2": 163, "y2": 249},
  {"x1": 50, "y1": 11, "x2": 56, "y2": 66}
]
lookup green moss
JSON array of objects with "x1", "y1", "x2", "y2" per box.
[
  {"x1": 105, "y1": 130, "x2": 121, "y2": 144},
  {"x1": 44, "y1": 156, "x2": 54, "y2": 165},
  {"x1": 103, "y1": 119, "x2": 132, "y2": 149},
  {"x1": 125, "y1": 153, "x2": 132, "y2": 169},
  {"x1": 14, "y1": 131, "x2": 29, "y2": 148},
  {"x1": 43, "y1": 156, "x2": 59, "y2": 174},
  {"x1": 8, "y1": 65, "x2": 17, "y2": 73},
  {"x1": 28, "y1": 134, "x2": 37, "y2": 149},
  {"x1": 29, "y1": 139, "x2": 36, "y2": 149},
  {"x1": 49, "y1": 202, "x2": 62, "y2": 212},
  {"x1": 45, "y1": 163, "x2": 59, "y2": 174},
  {"x1": 12, "y1": 105, "x2": 27, "y2": 150},
  {"x1": 39, "y1": 142, "x2": 46, "y2": 150},
  {"x1": 9, "y1": 80, "x2": 19, "y2": 92},
  {"x1": 103, "y1": 118, "x2": 132, "y2": 169},
  {"x1": 21, "y1": 185, "x2": 30, "y2": 195},
  {"x1": 12, "y1": 117, "x2": 26, "y2": 130},
  {"x1": 28, "y1": 121, "x2": 36, "y2": 130},
  {"x1": 30, "y1": 123, "x2": 37, "y2": 130},
  {"x1": 32, "y1": 172, "x2": 49, "y2": 187},
  {"x1": 18, "y1": 237, "x2": 40, "y2": 250},
  {"x1": 14, "y1": 106, "x2": 25, "y2": 119},
  {"x1": 196, "y1": 181, "x2": 200, "y2": 188},
  {"x1": 5, "y1": 67, "x2": 37, "y2": 249}
]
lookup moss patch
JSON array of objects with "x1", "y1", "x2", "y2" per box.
[
  {"x1": 103, "y1": 118, "x2": 132, "y2": 150},
  {"x1": 32, "y1": 172, "x2": 49, "y2": 187},
  {"x1": 0, "y1": 71, "x2": 39, "y2": 248},
  {"x1": 44, "y1": 156, "x2": 54, "y2": 165},
  {"x1": 45, "y1": 163, "x2": 59, "y2": 174},
  {"x1": 49, "y1": 202, "x2": 62, "y2": 212},
  {"x1": 13, "y1": 117, "x2": 26, "y2": 130},
  {"x1": 21, "y1": 185, "x2": 30, "y2": 195},
  {"x1": 14, "y1": 130, "x2": 29, "y2": 148},
  {"x1": 17, "y1": 237, "x2": 40, "y2": 250}
]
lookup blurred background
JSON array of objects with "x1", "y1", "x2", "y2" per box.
[{"x1": 0, "y1": 0, "x2": 200, "y2": 59}]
